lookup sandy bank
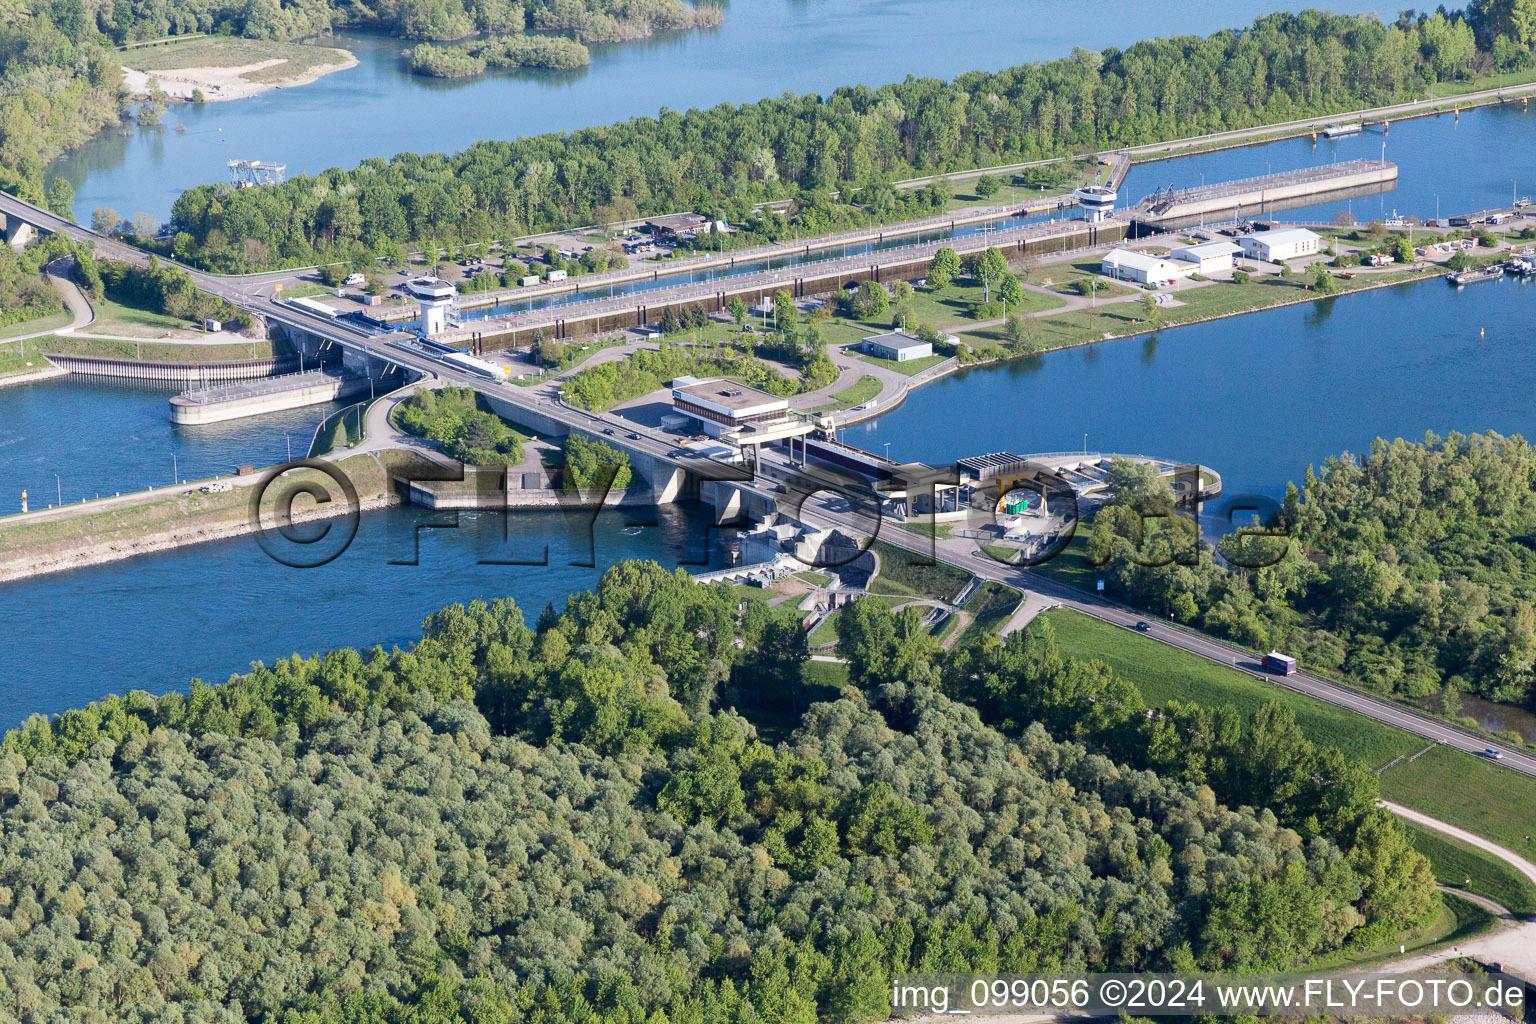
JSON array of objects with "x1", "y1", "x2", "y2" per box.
[{"x1": 122, "y1": 48, "x2": 358, "y2": 102}]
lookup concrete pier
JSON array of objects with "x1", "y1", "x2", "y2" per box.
[{"x1": 169, "y1": 370, "x2": 372, "y2": 425}]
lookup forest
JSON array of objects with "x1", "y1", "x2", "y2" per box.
[
  {"x1": 0, "y1": 561, "x2": 1436, "y2": 1022},
  {"x1": 158, "y1": 7, "x2": 1534, "y2": 272},
  {"x1": 1087, "y1": 433, "x2": 1536, "y2": 714}
]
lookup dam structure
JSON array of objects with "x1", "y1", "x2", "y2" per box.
[{"x1": 1130, "y1": 159, "x2": 1398, "y2": 231}]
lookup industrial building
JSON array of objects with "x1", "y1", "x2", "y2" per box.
[
  {"x1": 1100, "y1": 248, "x2": 1197, "y2": 286},
  {"x1": 1237, "y1": 227, "x2": 1322, "y2": 263},
  {"x1": 861, "y1": 330, "x2": 934, "y2": 362},
  {"x1": 669, "y1": 377, "x2": 791, "y2": 437},
  {"x1": 1170, "y1": 240, "x2": 1242, "y2": 274}
]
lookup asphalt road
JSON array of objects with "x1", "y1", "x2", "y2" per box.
[{"x1": 762, "y1": 460, "x2": 1536, "y2": 781}]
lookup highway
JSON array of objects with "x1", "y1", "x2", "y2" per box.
[
  {"x1": 6, "y1": 158, "x2": 1536, "y2": 783},
  {"x1": 765, "y1": 457, "x2": 1536, "y2": 781}
]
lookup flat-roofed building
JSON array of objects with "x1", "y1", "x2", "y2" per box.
[
  {"x1": 861, "y1": 330, "x2": 934, "y2": 362},
  {"x1": 646, "y1": 213, "x2": 710, "y2": 240},
  {"x1": 1237, "y1": 227, "x2": 1322, "y2": 263},
  {"x1": 1170, "y1": 240, "x2": 1243, "y2": 274},
  {"x1": 670, "y1": 378, "x2": 790, "y2": 438},
  {"x1": 1100, "y1": 248, "x2": 1198, "y2": 286}
]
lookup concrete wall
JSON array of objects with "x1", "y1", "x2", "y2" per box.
[{"x1": 475, "y1": 220, "x2": 1126, "y2": 350}]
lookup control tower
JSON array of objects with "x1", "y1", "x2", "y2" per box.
[
  {"x1": 1073, "y1": 184, "x2": 1117, "y2": 222},
  {"x1": 406, "y1": 277, "x2": 457, "y2": 335}
]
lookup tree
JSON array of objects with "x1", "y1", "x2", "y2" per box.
[
  {"x1": 128, "y1": 212, "x2": 158, "y2": 238},
  {"x1": 728, "y1": 294, "x2": 748, "y2": 328},
  {"x1": 1140, "y1": 292, "x2": 1160, "y2": 322},
  {"x1": 849, "y1": 280, "x2": 888, "y2": 319},
  {"x1": 928, "y1": 247, "x2": 961, "y2": 290},
  {"x1": 44, "y1": 178, "x2": 74, "y2": 220},
  {"x1": 967, "y1": 246, "x2": 1010, "y2": 302},
  {"x1": 974, "y1": 174, "x2": 1000, "y2": 199},
  {"x1": 1003, "y1": 314, "x2": 1037, "y2": 352},
  {"x1": 1310, "y1": 263, "x2": 1338, "y2": 294},
  {"x1": 90, "y1": 208, "x2": 119, "y2": 235}
]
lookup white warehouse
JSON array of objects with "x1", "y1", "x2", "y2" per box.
[
  {"x1": 1237, "y1": 228, "x2": 1323, "y2": 263},
  {"x1": 1100, "y1": 248, "x2": 1197, "y2": 287},
  {"x1": 1170, "y1": 240, "x2": 1242, "y2": 274}
]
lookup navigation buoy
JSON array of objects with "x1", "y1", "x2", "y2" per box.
[{"x1": 1481, "y1": 327, "x2": 1485, "y2": 338}]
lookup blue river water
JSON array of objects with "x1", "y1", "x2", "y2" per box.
[
  {"x1": 0, "y1": 376, "x2": 345, "y2": 511},
  {"x1": 0, "y1": 505, "x2": 718, "y2": 727},
  {"x1": 1127, "y1": 101, "x2": 1536, "y2": 225},
  {"x1": 53, "y1": 0, "x2": 1334, "y2": 224},
  {"x1": 847, "y1": 274, "x2": 1536, "y2": 503},
  {"x1": 14, "y1": 0, "x2": 1536, "y2": 730}
]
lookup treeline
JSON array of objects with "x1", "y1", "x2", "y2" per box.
[
  {"x1": 0, "y1": 561, "x2": 1434, "y2": 1020},
  {"x1": 163, "y1": 8, "x2": 1529, "y2": 271},
  {"x1": 0, "y1": 15, "x2": 122, "y2": 197},
  {"x1": 409, "y1": 34, "x2": 591, "y2": 76},
  {"x1": 1089, "y1": 434, "x2": 1536, "y2": 713},
  {"x1": 55, "y1": 0, "x2": 711, "y2": 45},
  {"x1": 92, "y1": 255, "x2": 250, "y2": 327},
  {"x1": 0, "y1": 242, "x2": 64, "y2": 329}
]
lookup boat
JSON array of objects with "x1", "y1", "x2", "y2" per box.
[
  {"x1": 1447, "y1": 264, "x2": 1505, "y2": 286},
  {"x1": 1322, "y1": 122, "x2": 1363, "y2": 138},
  {"x1": 1506, "y1": 258, "x2": 1535, "y2": 277}
]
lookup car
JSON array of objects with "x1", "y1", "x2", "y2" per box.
[
  {"x1": 1135, "y1": 621, "x2": 1150, "y2": 632},
  {"x1": 627, "y1": 432, "x2": 641, "y2": 440},
  {"x1": 602, "y1": 427, "x2": 615, "y2": 435},
  {"x1": 1483, "y1": 747, "x2": 1505, "y2": 760}
]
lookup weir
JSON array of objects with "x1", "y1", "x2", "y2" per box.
[
  {"x1": 1130, "y1": 159, "x2": 1398, "y2": 230},
  {"x1": 168, "y1": 369, "x2": 399, "y2": 425}
]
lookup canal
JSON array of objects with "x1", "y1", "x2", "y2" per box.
[
  {"x1": 0, "y1": 504, "x2": 719, "y2": 728},
  {"x1": 0, "y1": 376, "x2": 346, "y2": 509},
  {"x1": 52, "y1": 0, "x2": 1331, "y2": 225},
  {"x1": 13, "y1": 1, "x2": 1536, "y2": 734},
  {"x1": 848, "y1": 273, "x2": 1536, "y2": 503}
]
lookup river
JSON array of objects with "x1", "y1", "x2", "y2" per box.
[
  {"x1": 0, "y1": 376, "x2": 346, "y2": 509},
  {"x1": 0, "y1": 504, "x2": 718, "y2": 728},
  {"x1": 12, "y1": 0, "x2": 1536, "y2": 732},
  {"x1": 53, "y1": 0, "x2": 1333, "y2": 225}
]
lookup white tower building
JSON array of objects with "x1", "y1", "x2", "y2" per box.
[
  {"x1": 406, "y1": 277, "x2": 457, "y2": 335},
  {"x1": 1073, "y1": 184, "x2": 1117, "y2": 222}
]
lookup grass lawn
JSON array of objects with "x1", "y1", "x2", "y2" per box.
[
  {"x1": 1043, "y1": 606, "x2": 1536, "y2": 864},
  {"x1": 1401, "y1": 820, "x2": 1536, "y2": 918},
  {"x1": 122, "y1": 37, "x2": 352, "y2": 82},
  {"x1": 811, "y1": 374, "x2": 882, "y2": 412},
  {"x1": 33, "y1": 334, "x2": 284, "y2": 364},
  {"x1": 869, "y1": 539, "x2": 972, "y2": 602},
  {"x1": 1378, "y1": 745, "x2": 1536, "y2": 866},
  {"x1": 900, "y1": 521, "x2": 955, "y2": 540},
  {"x1": 952, "y1": 581, "x2": 1023, "y2": 645},
  {"x1": 90, "y1": 296, "x2": 200, "y2": 338},
  {"x1": 802, "y1": 659, "x2": 850, "y2": 689},
  {"x1": 0, "y1": 308, "x2": 71, "y2": 340},
  {"x1": 1042, "y1": 608, "x2": 1425, "y2": 770},
  {"x1": 1024, "y1": 532, "x2": 1102, "y2": 592},
  {"x1": 856, "y1": 351, "x2": 949, "y2": 375}
]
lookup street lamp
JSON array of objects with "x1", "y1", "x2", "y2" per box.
[
  {"x1": 883, "y1": 442, "x2": 891, "y2": 460},
  {"x1": 55, "y1": 473, "x2": 61, "y2": 506},
  {"x1": 1082, "y1": 433, "x2": 1088, "y2": 454}
]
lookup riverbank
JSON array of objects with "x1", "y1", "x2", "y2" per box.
[
  {"x1": 0, "y1": 452, "x2": 398, "y2": 583},
  {"x1": 122, "y1": 37, "x2": 358, "y2": 102},
  {"x1": 830, "y1": 255, "x2": 1439, "y2": 428}
]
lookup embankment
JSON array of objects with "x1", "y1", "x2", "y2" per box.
[{"x1": 0, "y1": 453, "x2": 399, "y2": 584}]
